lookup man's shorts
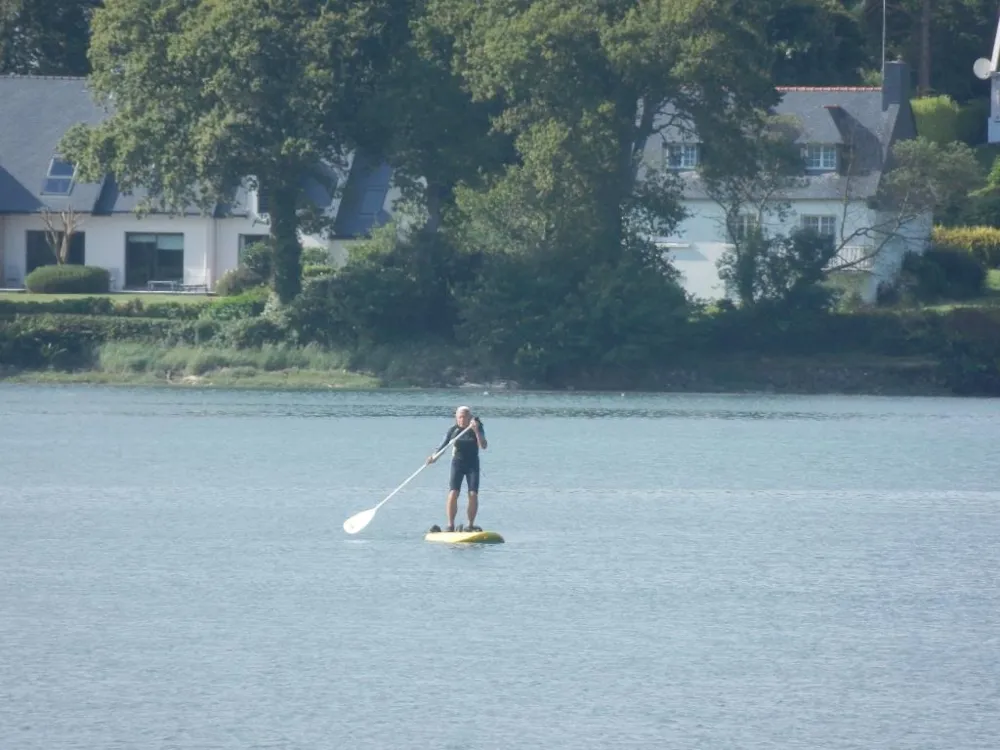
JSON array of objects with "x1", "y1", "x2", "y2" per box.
[{"x1": 449, "y1": 460, "x2": 480, "y2": 493}]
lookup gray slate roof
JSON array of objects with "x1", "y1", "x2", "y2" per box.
[
  {"x1": 0, "y1": 74, "x2": 393, "y2": 237},
  {"x1": 655, "y1": 61, "x2": 918, "y2": 203},
  {"x1": 0, "y1": 76, "x2": 107, "y2": 213}
]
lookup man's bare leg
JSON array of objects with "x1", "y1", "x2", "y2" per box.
[
  {"x1": 446, "y1": 490, "x2": 459, "y2": 530},
  {"x1": 467, "y1": 491, "x2": 478, "y2": 529}
]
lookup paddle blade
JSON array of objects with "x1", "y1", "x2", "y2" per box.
[{"x1": 343, "y1": 507, "x2": 377, "y2": 535}]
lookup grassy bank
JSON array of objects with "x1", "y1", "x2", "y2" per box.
[
  {"x1": 2, "y1": 288, "x2": 998, "y2": 396},
  {"x1": 1, "y1": 341, "x2": 379, "y2": 389},
  {"x1": 0, "y1": 341, "x2": 949, "y2": 396}
]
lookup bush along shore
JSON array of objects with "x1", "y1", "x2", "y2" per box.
[{"x1": 3, "y1": 233, "x2": 1000, "y2": 397}]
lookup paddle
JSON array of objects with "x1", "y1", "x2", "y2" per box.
[{"x1": 342, "y1": 421, "x2": 476, "y2": 534}]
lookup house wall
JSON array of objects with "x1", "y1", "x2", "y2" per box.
[
  {"x1": 0, "y1": 215, "x2": 7, "y2": 286},
  {"x1": 657, "y1": 198, "x2": 902, "y2": 302},
  {"x1": 1, "y1": 213, "x2": 280, "y2": 290},
  {"x1": 863, "y1": 209, "x2": 932, "y2": 299}
]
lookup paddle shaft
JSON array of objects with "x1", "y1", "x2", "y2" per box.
[{"x1": 373, "y1": 421, "x2": 475, "y2": 512}]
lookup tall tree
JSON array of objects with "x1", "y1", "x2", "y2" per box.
[
  {"x1": 60, "y1": 0, "x2": 399, "y2": 303},
  {"x1": 425, "y1": 0, "x2": 781, "y2": 262},
  {"x1": 0, "y1": 0, "x2": 100, "y2": 75},
  {"x1": 352, "y1": 0, "x2": 516, "y2": 233},
  {"x1": 859, "y1": 0, "x2": 998, "y2": 102},
  {"x1": 765, "y1": 0, "x2": 871, "y2": 86}
]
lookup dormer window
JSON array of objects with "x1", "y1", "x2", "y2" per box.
[
  {"x1": 41, "y1": 157, "x2": 76, "y2": 195},
  {"x1": 664, "y1": 143, "x2": 699, "y2": 170},
  {"x1": 804, "y1": 144, "x2": 837, "y2": 171}
]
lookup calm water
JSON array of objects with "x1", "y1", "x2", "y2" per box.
[{"x1": 1, "y1": 384, "x2": 998, "y2": 749}]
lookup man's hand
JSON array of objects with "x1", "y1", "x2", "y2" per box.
[{"x1": 426, "y1": 454, "x2": 437, "y2": 465}]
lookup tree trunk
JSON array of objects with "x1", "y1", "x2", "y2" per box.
[
  {"x1": 918, "y1": 0, "x2": 931, "y2": 95},
  {"x1": 424, "y1": 181, "x2": 447, "y2": 233},
  {"x1": 269, "y1": 183, "x2": 302, "y2": 304}
]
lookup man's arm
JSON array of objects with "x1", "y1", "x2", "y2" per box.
[
  {"x1": 473, "y1": 418, "x2": 487, "y2": 450},
  {"x1": 428, "y1": 426, "x2": 456, "y2": 463}
]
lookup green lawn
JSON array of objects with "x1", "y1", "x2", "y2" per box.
[{"x1": 0, "y1": 291, "x2": 213, "y2": 304}]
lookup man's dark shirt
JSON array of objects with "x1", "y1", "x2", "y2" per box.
[{"x1": 438, "y1": 420, "x2": 484, "y2": 464}]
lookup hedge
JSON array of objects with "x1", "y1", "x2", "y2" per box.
[
  {"x1": 932, "y1": 226, "x2": 1000, "y2": 268},
  {"x1": 0, "y1": 296, "x2": 210, "y2": 319},
  {"x1": 0, "y1": 313, "x2": 203, "y2": 348},
  {"x1": 25, "y1": 265, "x2": 110, "y2": 294},
  {"x1": 0, "y1": 292, "x2": 274, "y2": 320}
]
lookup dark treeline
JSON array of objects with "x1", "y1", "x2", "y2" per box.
[{"x1": 3, "y1": 1, "x2": 999, "y2": 102}]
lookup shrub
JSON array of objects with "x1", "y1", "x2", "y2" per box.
[
  {"x1": 0, "y1": 296, "x2": 211, "y2": 320},
  {"x1": 911, "y1": 95, "x2": 962, "y2": 145},
  {"x1": 215, "y1": 266, "x2": 265, "y2": 296},
  {"x1": 0, "y1": 313, "x2": 198, "y2": 348},
  {"x1": 896, "y1": 246, "x2": 987, "y2": 302},
  {"x1": 302, "y1": 264, "x2": 335, "y2": 279},
  {"x1": 455, "y1": 239, "x2": 689, "y2": 383},
  {"x1": 0, "y1": 317, "x2": 97, "y2": 370},
  {"x1": 241, "y1": 241, "x2": 273, "y2": 278},
  {"x1": 910, "y1": 95, "x2": 985, "y2": 146},
  {"x1": 932, "y1": 226, "x2": 1000, "y2": 268},
  {"x1": 936, "y1": 308, "x2": 1000, "y2": 395},
  {"x1": 301, "y1": 247, "x2": 332, "y2": 265},
  {"x1": 0, "y1": 296, "x2": 114, "y2": 317},
  {"x1": 25, "y1": 265, "x2": 110, "y2": 294},
  {"x1": 199, "y1": 286, "x2": 269, "y2": 321},
  {"x1": 287, "y1": 230, "x2": 479, "y2": 349},
  {"x1": 217, "y1": 317, "x2": 289, "y2": 348}
]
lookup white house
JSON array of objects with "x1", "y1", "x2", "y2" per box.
[
  {"x1": 0, "y1": 75, "x2": 399, "y2": 291},
  {"x1": 2, "y1": 65, "x2": 929, "y2": 303},
  {"x1": 645, "y1": 60, "x2": 929, "y2": 303}
]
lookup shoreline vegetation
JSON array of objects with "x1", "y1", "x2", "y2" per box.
[
  {"x1": 0, "y1": 289, "x2": 982, "y2": 397},
  {"x1": 6, "y1": 1, "x2": 1000, "y2": 398},
  {"x1": 0, "y1": 354, "x2": 949, "y2": 397}
]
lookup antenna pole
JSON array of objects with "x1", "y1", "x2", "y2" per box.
[{"x1": 881, "y1": 0, "x2": 887, "y2": 75}]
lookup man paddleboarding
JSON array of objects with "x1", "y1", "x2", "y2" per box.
[{"x1": 427, "y1": 406, "x2": 487, "y2": 532}]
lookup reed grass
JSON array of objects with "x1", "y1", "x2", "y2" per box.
[{"x1": 89, "y1": 341, "x2": 377, "y2": 388}]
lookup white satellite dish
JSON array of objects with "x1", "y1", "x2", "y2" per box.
[{"x1": 974, "y1": 57, "x2": 994, "y2": 80}]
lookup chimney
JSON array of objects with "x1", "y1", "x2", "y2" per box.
[{"x1": 882, "y1": 60, "x2": 910, "y2": 111}]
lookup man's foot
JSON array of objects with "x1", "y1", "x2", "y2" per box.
[
  {"x1": 444, "y1": 525, "x2": 454, "y2": 532},
  {"x1": 467, "y1": 524, "x2": 482, "y2": 532},
  {"x1": 429, "y1": 525, "x2": 441, "y2": 533}
]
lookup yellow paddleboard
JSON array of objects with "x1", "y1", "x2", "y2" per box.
[{"x1": 424, "y1": 530, "x2": 505, "y2": 544}]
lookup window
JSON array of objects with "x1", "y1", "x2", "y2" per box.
[
  {"x1": 804, "y1": 144, "x2": 837, "y2": 170},
  {"x1": 801, "y1": 215, "x2": 837, "y2": 237},
  {"x1": 125, "y1": 232, "x2": 184, "y2": 288},
  {"x1": 238, "y1": 233, "x2": 269, "y2": 261},
  {"x1": 25, "y1": 230, "x2": 86, "y2": 272},
  {"x1": 664, "y1": 143, "x2": 699, "y2": 170},
  {"x1": 41, "y1": 157, "x2": 76, "y2": 195},
  {"x1": 729, "y1": 214, "x2": 759, "y2": 241}
]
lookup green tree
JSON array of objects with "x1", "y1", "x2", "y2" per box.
[
  {"x1": 352, "y1": 0, "x2": 516, "y2": 233},
  {"x1": 0, "y1": 0, "x2": 99, "y2": 75},
  {"x1": 765, "y1": 0, "x2": 870, "y2": 86},
  {"x1": 858, "y1": 0, "x2": 998, "y2": 102},
  {"x1": 60, "y1": 0, "x2": 398, "y2": 304},
  {"x1": 424, "y1": 0, "x2": 781, "y2": 260}
]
